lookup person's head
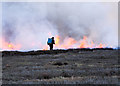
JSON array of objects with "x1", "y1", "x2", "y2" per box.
[{"x1": 52, "y1": 37, "x2": 54, "y2": 39}]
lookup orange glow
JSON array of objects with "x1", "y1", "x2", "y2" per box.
[
  {"x1": 43, "y1": 45, "x2": 48, "y2": 50},
  {"x1": 1, "y1": 39, "x2": 21, "y2": 50},
  {"x1": 97, "y1": 43, "x2": 105, "y2": 48},
  {"x1": 67, "y1": 37, "x2": 77, "y2": 46},
  {"x1": 8, "y1": 44, "x2": 14, "y2": 49},
  {"x1": 79, "y1": 36, "x2": 87, "y2": 48},
  {"x1": 55, "y1": 35, "x2": 60, "y2": 46},
  {"x1": 53, "y1": 35, "x2": 107, "y2": 49},
  {"x1": 1, "y1": 33, "x2": 108, "y2": 51}
]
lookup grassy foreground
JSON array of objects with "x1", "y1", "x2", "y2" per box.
[{"x1": 2, "y1": 48, "x2": 119, "y2": 85}]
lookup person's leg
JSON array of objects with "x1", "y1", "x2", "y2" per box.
[
  {"x1": 49, "y1": 45, "x2": 51, "y2": 50},
  {"x1": 49, "y1": 45, "x2": 52, "y2": 50},
  {"x1": 50, "y1": 45, "x2": 53, "y2": 50}
]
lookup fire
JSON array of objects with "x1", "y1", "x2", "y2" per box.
[
  {"x1": 60, "y1": 37, "x2": 77, "y2": 49},
  {"x1": 0, "y1": 34, "x2": 107, "y2": 51},
  {"x1": 8, "y1": 44, "x2": 14, "y2": 49},
  {"x1": 79, "y1": 36, "x2": 87, "y2": 48},
  {"x1": 54, "y1": 35, "x2": 106, "y2": 49},
  {"x1": 1, "y1": 39, "x2": 21, "y2": 50},
  {"x1": 97, "y1": 43, "x2": 106, "y2": 48},
  {"x1": 55, "y1": 35, "x2": 60, "y2": 46}
]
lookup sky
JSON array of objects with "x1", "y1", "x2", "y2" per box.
[{"x1": 1, "y1": 2, "x2": 118, "y2": 50}]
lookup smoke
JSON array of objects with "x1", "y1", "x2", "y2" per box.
[{"x1": 2, "y1": 2, "x2": 118, "y2": 50}]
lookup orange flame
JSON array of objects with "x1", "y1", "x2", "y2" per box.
[
  {"x1": 0, "y1": 33, "x2": 107, "y2": 51},
  {"x1": 55, "y1": 35, "x2": 60, "y2": 46},
  {"x1": 54, "y1": 35, "x2": 106, "y2": 49},
  {"x1": 96, "y1": 43, "x2": 106, "y2": 48},
  {"x1": 1, "y1": 39, "x2": 21, "y2": 50}
]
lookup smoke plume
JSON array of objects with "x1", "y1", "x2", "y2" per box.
[{"x1": 2, "y1": 2, "x2": 118, "y2": 50}]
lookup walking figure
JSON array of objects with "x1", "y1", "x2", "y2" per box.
[{"x1": 47, "y1": 37, "x2": 55, "y2": 50}]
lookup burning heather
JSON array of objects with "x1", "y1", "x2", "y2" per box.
[
  {"x1": 1, "y1": 2, "x2": 118, "y2": 51},
  {"x1": 1, "y1": 35, "x2": 110, "y2": 50}
]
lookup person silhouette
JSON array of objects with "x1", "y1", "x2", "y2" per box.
[{"x1": 47, "y1": 37, "x2": 55, "y2": 50}]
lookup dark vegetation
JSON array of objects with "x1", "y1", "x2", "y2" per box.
[
  {"x1": 2, "y1": 48, "x2": 119, "y2": 84},
  {"x1": 2, "y1": 48, "x2": 114, "y2": 57}
]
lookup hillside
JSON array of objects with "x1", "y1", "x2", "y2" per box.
[{"x1": 2, "y1": 48, "x2": 119, "y2": 85}]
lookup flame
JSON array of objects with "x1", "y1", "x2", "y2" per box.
[
  {"x1": 1, "y1": 39, "x2": 21, "y2": 50},
  {"x1": 8, "y1": 44, "x2": 14, "y2": 49},
  {"x1": 79, "y1": 36, "x2": 87, "y2": 48},
  {"x1": 55, "y1": 35, "x2": 60, "y2": 46},
  {"x1": 60, "y1": 37, "x2": 77, "y2": 49},
  {"x1": 96, "y1": 43, "x2": 106, "y2": 48},
  {"x1": 0, "y1": 33, "x2": 108, "y2": 51},
  {"x1": 54, "y1": 35, "x2": 106, "y2": 49}
]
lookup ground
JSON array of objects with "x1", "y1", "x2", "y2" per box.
[{"x1": 1, "y1": 48, "x2": 120, "y2": 85}]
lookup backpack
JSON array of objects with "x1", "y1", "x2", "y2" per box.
[{"x1": 47, "y1": 38, "x2": 52, "y2": 45}]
